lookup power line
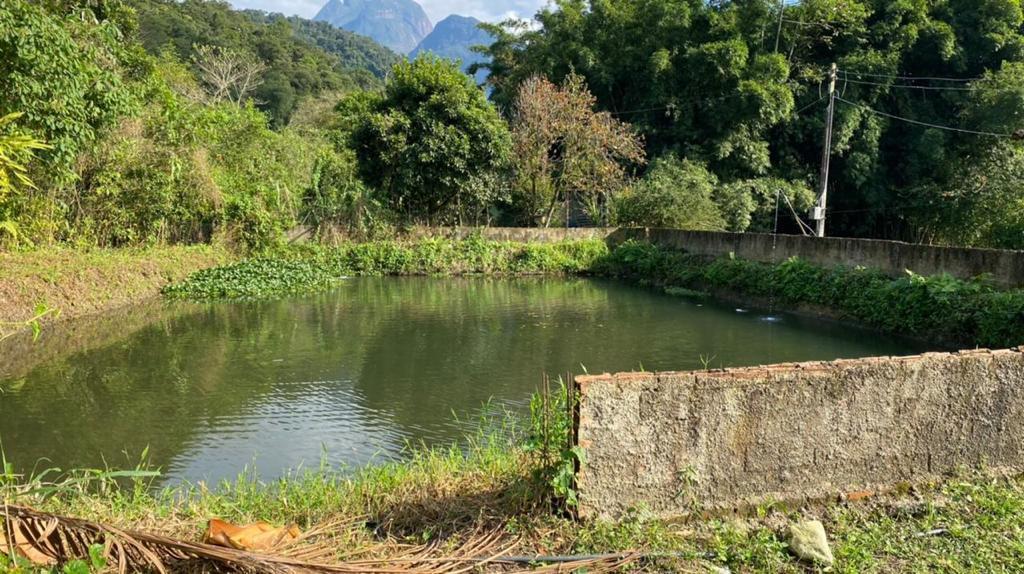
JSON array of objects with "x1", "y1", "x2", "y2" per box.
[
  {"x1": 836, "y1": 95, "x2": 1016, "y2": 138},
  {"x1": 793, "y1": 94, "x2": 826, "y2": 115},
  {"x1": 607, "y1": 91, "x2": 749, "y2": 117},
  {"x1": 839, "y1": 70, "x2": 987, "y2": 83},
  {"x1": 840, "y1": 77, "x2": 977, "y2": 91}
]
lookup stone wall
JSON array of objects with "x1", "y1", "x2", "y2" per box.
[
  {"x1": 399, "y1": 227, "x2": 1024, "y2": 287},
  {"x1": 613, "y1": 228, "x2": 1024, "y2": 288},
  {"x1": 574, "y1": 348, "x2": 1024, "y2": 520}
]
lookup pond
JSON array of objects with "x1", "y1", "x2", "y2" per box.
[{"x1": 0, "y1": 277, "x2": 928, "y2": 484}]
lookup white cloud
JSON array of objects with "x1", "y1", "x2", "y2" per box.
[
  {"x1": 226, "y1": 0, "x2": 549, "y2": 24},
  {"x1": 416, "y1": 0, "x2": 548, "y2": 23},
  {"x1": 228, "y1": 0, "x2": 324, "y2": 18}
]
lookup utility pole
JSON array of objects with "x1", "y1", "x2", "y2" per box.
[
  {"x1": 813, "y1": 63, "x2": 838, "y2": 238},
  {"x1": 774, "y1": 0, "x2": 785, "y2": 53}
]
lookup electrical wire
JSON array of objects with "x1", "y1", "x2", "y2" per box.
[
  {"x1": 840, "y1": 77, "x2": 977, "y2": 91},
  {"x1": 838, "y1": 70, "x2": 987, "y2": 83},
  {"x1": 608, "y1": 91, "x2": 750, "y2": 117},
  {"x1": 836, "y1": 95, "x2": 1016, "y2": 138},
  {"x1": 793, "y1": 94, "x2": 827, "y2": 115}
]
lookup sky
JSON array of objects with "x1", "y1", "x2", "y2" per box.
[{"x1": 226, "y1": 0, "x2": 549, "y2": 24}]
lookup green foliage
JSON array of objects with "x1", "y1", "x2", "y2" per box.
[
  {"x1": 303, "y1": 147, "x2": 391, "y2": 240},
  {"x1": 344, "y1": 55, "x2": 513, "y2": 225},
  {"x1": 162, "y1": 238, "x2": 611, "y2": 299},
  {"x1": 0, "y1": 0, "x2": 139, "y2": 182},
  {"x1": 479, "y1": 0, "x2": 1024, "y2": 245},
  {"x1": 611, "y1": 157, "x2": 726, "y2": 230},
  {"x1": 0, "y1": 113, "x2": 51, "y2": 245},
  {"x1": 0, "y1": 0, "x2": 381, "y2": 250},
  {"x1": 598, "y1": 241, "x2": 1024, "y2": 348},
  {"x1": 131, "y1": 0, "x2": 394, "y2": 126},
  {"x1": 69, "y1": 59, "x2": 324, "y2": 249},
  {"x1": 525, "y1": 378, "x2": 584, "y2": 508},
  {"x1": 245, "y1": 12, "x2": 401, "y2": 79}
]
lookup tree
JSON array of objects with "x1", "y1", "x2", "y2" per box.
[
  {"x1": 193, "y1": 45, "x2": 267, "y2": 104},
  {"x1": 345, "y1": 55, "x2": 512, "y2": 225},
  {"x1": 611, "y1": 157, "x2": 725, "y2": 231},
  {"x1": 510, "y1": 74, "x2": 645, "y2": 227},
  {"x1": 478, "y1": 0, "x2": 1024, "y2": 245},
  {"x1": 0, "y1": 0, "x2": 136, "y2": 181}
]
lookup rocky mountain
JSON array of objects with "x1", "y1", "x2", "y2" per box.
[
  {"x1": 314, "y1": 0, "x2": 433, "y2": 55},
  {"x1": 410, "y1": 15, "x2": 492, "y2": 82}
]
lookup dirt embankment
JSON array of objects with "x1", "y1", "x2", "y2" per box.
[{"x1": 0, "y1": 246, "x2": 232, "y2": 323}]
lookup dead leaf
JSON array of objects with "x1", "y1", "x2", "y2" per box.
[
  {"x1": 203, "y1": 519, "x2": 301, "y2": 552},
  {"x1": 1, "y1": 522, "x2": 58, "y2": 565}
]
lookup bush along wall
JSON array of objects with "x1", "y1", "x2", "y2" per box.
[
  {"x1": 163, "y1": 238, "x2": 1024, "y2": 349},
  {"x1": 594, "y1": 240, "x2": 1024, "y2": 350}
]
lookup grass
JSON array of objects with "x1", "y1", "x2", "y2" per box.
[
  {"x1": 5, "y1": 414, "x2": 1024, "y2": 572},
  {"x1": 7, "y1": 237, "x2": 1024, "y2": 571},
  {"x1": 0, "y1": 245, "x2": 232, "y2": 323},
  {"x1": 4, "y1": 387, "x2": 1024, "y2": 572}
]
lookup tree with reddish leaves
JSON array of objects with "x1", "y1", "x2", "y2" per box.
[{"x1": 511, "y1": 74, "x2": 645, "y2": 227}]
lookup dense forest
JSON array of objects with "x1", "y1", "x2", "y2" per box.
[
  {"x1": 477, "y1": 0, "x2": 1024, "y2": 245},
  {"x1": 1, "y1": 0, "x2": 1023, "y2": 252}
]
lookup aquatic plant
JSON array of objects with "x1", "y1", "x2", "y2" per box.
[{"x1": 162, "y1": 238, "x2": 611, "y2": 300}]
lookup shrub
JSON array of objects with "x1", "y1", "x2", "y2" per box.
[{"x1": 611, "y1": 157, "x2": 725, "y2": 231}]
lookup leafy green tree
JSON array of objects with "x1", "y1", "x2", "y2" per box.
[
  {"x1": 480, "y1": 0, "x2": 1024, "y2": 245},
  {"x1": 611, "y1": 157, "x2": 725, "y2": 231},
  {"x1": 345, "y1": 55, "x2": 512, "y2": 225},
  {"x1": 0, "y1": 0, "x2": 137, "y2": 180}
]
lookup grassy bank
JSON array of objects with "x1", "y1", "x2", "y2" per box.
[
  {"x1": 5, "y1": 407, "x2": 1024, "y2": 572},
  {"x1": 0, "y1": 246, "x2": 232, "y2": 324},
  {"x1": 163, "y1": 237, "x2": 1024, "y2": 349}
]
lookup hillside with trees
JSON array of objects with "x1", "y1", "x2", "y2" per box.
[
  {"x1": 0, "y1": 0, "x2": 390, "y2": 250},
  {"x1": 132, "y1": 0, "x2": 400, "y2": 126},
  {"x1": 2, "y1": 0, "x2": 1023, "y2": 253}
]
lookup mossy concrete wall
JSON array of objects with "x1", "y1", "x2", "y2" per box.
[
  {"x1": 575, "y1": 349, "x2": 1024, "y2": 520},
  {"x1": 400, "y1": 227, "x2": 1024, "y2": 287}
]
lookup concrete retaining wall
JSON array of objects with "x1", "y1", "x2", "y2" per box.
[
  {"x1": 400, "y1": 227, "x2": 1024, "y2": 287},
  {"x1": 575, "y1": 348, "x2": 1024, "y2": 520}
]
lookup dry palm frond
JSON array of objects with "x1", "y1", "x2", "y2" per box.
[
  {"x1": 0, "y1": 505, "x2": 533, "y2": 573},
  {"x1": 1, "y1": 504, "x2": 654, "y2": 573}
]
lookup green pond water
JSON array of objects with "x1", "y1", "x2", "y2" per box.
[{"x1": 0, "y1": 277, "x2": 928, "y2": 484}]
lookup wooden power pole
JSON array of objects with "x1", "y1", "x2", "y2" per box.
[{"x1": 813, "y1": 63, "x2": 838, "y2": 238}]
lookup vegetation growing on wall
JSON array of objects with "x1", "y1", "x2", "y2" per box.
[
  {"x1": 5, "y1": 391, "x2": 1024, "y2": 573},
  {"x1": 596, "y1": 240, "x2": 1024, "y2": 349}
]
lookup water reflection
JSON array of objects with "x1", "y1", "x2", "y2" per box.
[{"x1": 0, "y1": 277, "x2": 929, "y2": 484}]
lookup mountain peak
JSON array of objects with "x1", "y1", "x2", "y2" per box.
[
  {"x1": 411, "y1": 14, "x2": 493, "y2": 81},
  {"x1": 314, "y1": 0, "x2": 433, "y2": 54}
]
